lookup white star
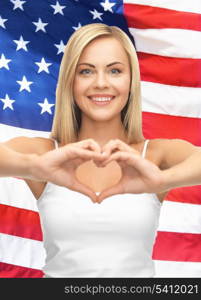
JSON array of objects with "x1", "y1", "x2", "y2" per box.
[
  {"x1": 100, "y1": 0, "x2": 116, "y2": 13},
  {"x1": 16, "y1": 76, "x2": 33, "y2": 92},
  {"x1": 0, "y1": 16, "x2": 8, "y2": 29},
  {"x1": 10, "y1": 0, "x2": 26, "y2": 11},
  {"x1": 89, "y1": 9, "x2": 103, "y2": 20},
  {"x1": 72, "y1": 22, "x2": 82, "y2": 31},
  {"x1": 32, "y1": 18, "x2": 48, "y2": 33},
  {"x1": 0, "y1": 54, "x2": 11, "y2": 70},
  {"x1": 0, "y1": 94, "x2": 15, "y2": 110},
  {"x1": 13, "y1": 35, "x2": 30, "y2": 51},
  {"x1": 38, "y1": 98, "x2": 55, "y2": 115},
  {"x1": 35, "y1": 57, "x2": 52, "y2": 73},
  {"x1": 54, "y1": 40, "x2": 66, "y2": 55},
  {"x1": 50, "y1": 1, "x2": 66, "y2": 15}
]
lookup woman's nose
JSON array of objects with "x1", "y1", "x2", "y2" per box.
[{"x1": 94, "y1": 72, "x2": 109, "y2": 89}]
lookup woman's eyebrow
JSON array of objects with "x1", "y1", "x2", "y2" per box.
[{"x1": 77, "y1": 62, "x2": 124, "y2": 68}]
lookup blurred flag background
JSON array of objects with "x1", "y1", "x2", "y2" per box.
[{"x1": 0, "y1": 0, "x2": 201, "y2": 277}]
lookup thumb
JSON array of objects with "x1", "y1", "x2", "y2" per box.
[
  {"x1": 97, "y1": 183, "x2": 124, "y2": 203},
  {"x1": 71, "y1": 180, "x2": 98, "y2": 203}
]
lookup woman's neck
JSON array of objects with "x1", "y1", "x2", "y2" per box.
[{"x1": 77, "y1": 118, "x2": 128, "y2": 147}]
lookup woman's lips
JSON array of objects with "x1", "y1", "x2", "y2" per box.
[{"x1": 88, "y1": 96, "x2": 115, "y2": 106}]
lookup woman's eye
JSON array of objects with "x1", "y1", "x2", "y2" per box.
[
  {"x1": 79, "y1": 69, "x2": 92, "y2": 75},
  {"x1": 110, "y1": 69, "x2": 121, "y2": 74}
]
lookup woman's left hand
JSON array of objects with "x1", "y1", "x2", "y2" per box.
[{"x1": 95, "y1": 139, "x2": 167, "y2": 203}]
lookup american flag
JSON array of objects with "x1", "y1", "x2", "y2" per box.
[{"x1": 0, "y1": 0, "x2": 201, "y2": 278}]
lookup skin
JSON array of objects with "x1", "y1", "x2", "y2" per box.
[{"x1": 2, "y1": 36, "x2": 201, "y2": 203}]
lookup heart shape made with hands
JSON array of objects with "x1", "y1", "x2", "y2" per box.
[
  {"x1": 72, "y1": 140, "x2": 163, "y2": 203},
  {"x1": 76, "y1": 157, "x2": 123, "y2": 201},
  {"x1": 73, "y1": 140, "x2": 155, "y2": 203}
]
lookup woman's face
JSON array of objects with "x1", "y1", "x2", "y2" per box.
[{"x1": 73, "y1": 36, "x2": 131, "y2": 122}]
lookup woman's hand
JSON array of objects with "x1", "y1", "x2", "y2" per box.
[
  {"x1": 29, "y1": 139, "x2": 107, "y2": 203},
  {"x1": 95, "y1": 139, "x2": 166, "y2": 203}
]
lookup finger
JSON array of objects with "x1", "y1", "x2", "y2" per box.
[
  {"x1": 93, "y1": 152, "x2": 110, "y2": 167},
  {"x1": 70, "y1": 147, "x2": 106, "y2": 162},
  {"x1": 101, "y1": 139, "x2": 135, "y2": 156},
  {"x1": 75, "y1": 139, "x2": 101, "y2": 154},
  {"x1": 100, "y1": 151, "x2": 132, "y2": 167},
  {"x1": 97, "y1": 183, "x2": 124, "y2": 203}
]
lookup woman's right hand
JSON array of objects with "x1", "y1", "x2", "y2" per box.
[{"x1": 29, "y1": 139, "x2": 107, "y2": 202}]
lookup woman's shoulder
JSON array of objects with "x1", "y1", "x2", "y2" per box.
[
  {"x1": 147, "y1": 138, "x2": 197, "y2": 169},
  {"x1": 3, "y1": 136, "x2": 55, "y2": 155}
]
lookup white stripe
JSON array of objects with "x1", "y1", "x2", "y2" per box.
[
  {"x1": 0, "y1": 123, "x2": 50, "y2": 142},
  {"x1": 0, "y1": 233, "x2": 46, "y2": 270},
  {"x1": 0, "y1": 177, "x2": 38, "y2": 211},
  {"x1": 157, "y1": 200, "x2": 201, "y2": 234},
  {"x1": 141, "y1": 81, "x2": 201, "y2": 118},
  {"x1": 124, "y1": 0, "x2": 201, "y2": 14},
  {"x1": 129, "y1": 28, "x2": 201, "y2": 58},
  {"x1": 154, "y1": 260, "x2": 201, "y2": 277}
]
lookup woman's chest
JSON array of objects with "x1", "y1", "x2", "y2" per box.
[{"x1": 76, "y1": 160, "x2": 122, "y2": 193}]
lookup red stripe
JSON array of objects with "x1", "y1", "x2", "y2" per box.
[
  {"x1": 0, "y1": 262, "x2": 43, "y2": 278},
  {"x1": 0, "y1": 204, "x2": 42, "y2": 241},
  {"x1": 152, "y1": 231, "x2": 201, "y2": 262},
  {"x1": 143, "y1": 112, "x2": 201, "y2": 145},
  {"x1": 124, "y1": 3, "x2": 201, "y2": 31},
  {"x1": 138, "y1": 52, "x2": 201, "y2": 88},
  {"x1": 166, "y1": 186, "x2": 201, "y2": 205}
]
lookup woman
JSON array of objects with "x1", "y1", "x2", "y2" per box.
[{"x1": 1, "y1": 23, "x2": 201, "y2": 277}]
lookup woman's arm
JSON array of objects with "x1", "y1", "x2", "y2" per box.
[
  {"x1": 95, "y1": 139, "x2": 201, "y2": 202},
  {"x1": 0, "y1": 139, "x2": 107, "y2": 203},
  {"x1": 0, "y1": 143, "x2": 34, "y2": 178},
  {"x1": 161, "y1": 140, "x2": 201, "y2": 190}
]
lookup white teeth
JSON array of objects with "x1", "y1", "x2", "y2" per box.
[{"x1": 90, "y1": 97, "x2": 113, "y2": 102}]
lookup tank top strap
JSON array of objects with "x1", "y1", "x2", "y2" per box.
[
  {"x1": 50, "y1": 138, "x2": 59, "y2": 149},
  {"x1": 141, "y1": 139, "x2": 149, "y2": 159}
]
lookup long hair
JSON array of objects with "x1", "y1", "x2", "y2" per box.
[{"x1": 50, "y1": 23, "x2": 145, "y2": 144}]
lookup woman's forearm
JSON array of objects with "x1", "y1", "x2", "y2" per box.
[
  {"x1": 162, "y1": 149, "x2": 201, "y2": 190},
  {"x1": 0, "y1": 144, "x2": 34, "y2": 178}
]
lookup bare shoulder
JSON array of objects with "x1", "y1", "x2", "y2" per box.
[
  {"x1": 148, "y1": 138, "x2": 199, "y2": 170},
  {"x1": 3, "y1": 136, "x2": 55, "y2": 155}
]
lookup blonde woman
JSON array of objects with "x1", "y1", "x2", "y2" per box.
[{"x1": 1, "y1": 23, "x2": 201, "y2": 277}]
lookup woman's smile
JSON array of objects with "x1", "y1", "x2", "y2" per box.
[{"x1": 87, "y1": 94, "x2": 115, "y2": 106}]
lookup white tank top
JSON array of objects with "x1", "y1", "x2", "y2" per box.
[{"x1": 37, "y1": 139, "x2": 161, "y2": 278}]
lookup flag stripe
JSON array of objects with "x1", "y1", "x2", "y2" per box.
[
  {"x1": 125, "y1": 4, "x2": 201, "y2": 31},
  {"x1": 138, "y1": 53, "x2": 201, "y2": 88},
  {"x1": 142, "y1": 112, "x2": 201, "y2": 145},
  {"x1": 0, "y1": 123, "x2": 49, "y2": 141},
  {"x1": 152, "y1": 231, "x2": 201, "y2": 262},
  {"x1": 129, "y1": 28, "x2": 201, "y2": 58},
  {"x1": 0, "y1": 204, "x2": 42, "y2": 241},
  {"x1": 123, "y1": 0, "x2": 201, "y2": 14},
  {"x1": 154, "y1": 260, "x2": 201, "y2": 277},
  {"x1": 0, "y1": 233, "x2": 45, "y2": 270},
  {"x1": 0, "y1": 177, "x2": 38, "y2": 211},
  {"x1": 166, "y1": 186, "x2": 201, "y2": 205},
  {"x1": 158, "y1": 201, "x2": 201, "y2": 234},
  {"x1": 141, "y1": 81, "x2": 201, "y2": 119},
  {"x1": 0, "y1": 262, "x2": 43, "y2": 278}
]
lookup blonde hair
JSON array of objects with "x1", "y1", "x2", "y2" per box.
[{"x1": 50, "y1": 23, "x2": 145, "y2": 144}]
